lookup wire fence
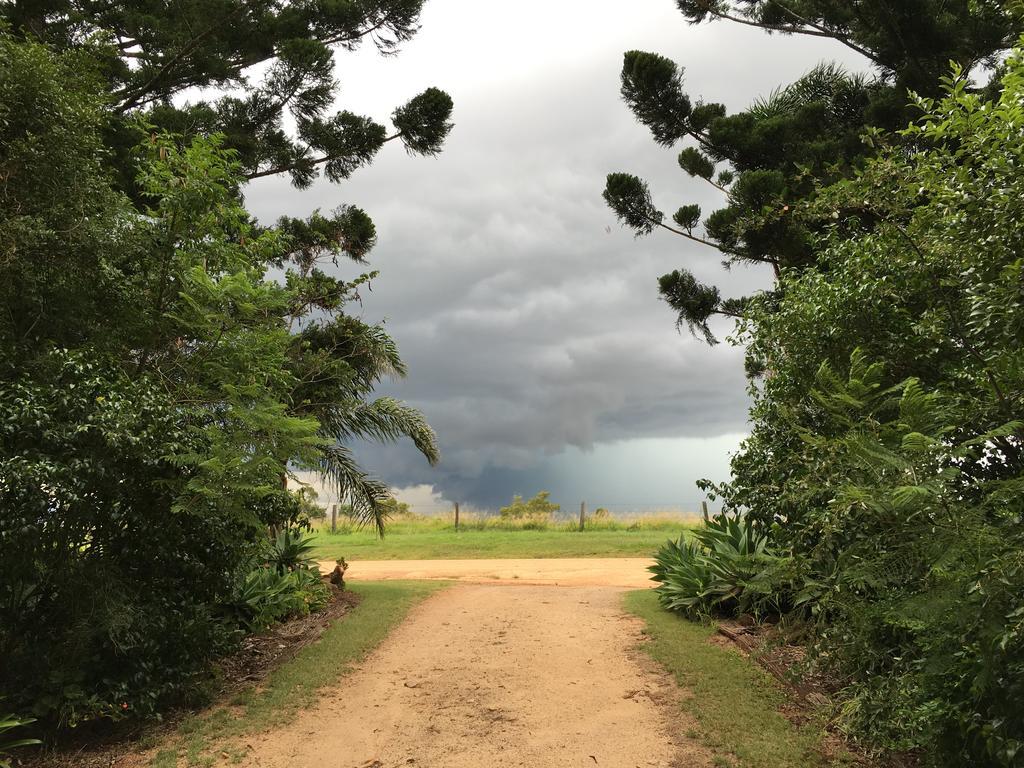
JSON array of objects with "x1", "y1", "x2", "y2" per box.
[{"x1": 368, "y1": 500, "x2": 715, "y2": 521}]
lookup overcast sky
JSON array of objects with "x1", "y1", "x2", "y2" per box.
[{"x1": 248, "y1": 0, "x2": 866, "y2": 514}]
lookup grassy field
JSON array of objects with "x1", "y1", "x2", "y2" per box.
[
  {"x1": 151, "y1": 580, "x2": 446, "y2": 768},
  {"x1": 310, "y1": 513, "x2": 694, "y2": 561},
  {"x1": 624, "y1": 590, "x2": 852, "y2": 768}
]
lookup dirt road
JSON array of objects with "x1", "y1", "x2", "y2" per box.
[
  {"x1": 320, "y1": 557, "x2": 657, "y2": 588},
  {"x1": 238, "y1": 583, "x2": 710, "y2": 768}
]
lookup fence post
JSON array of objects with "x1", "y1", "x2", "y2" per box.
[
  {"x1": 331, "y1": 503, "x2": 337, "y2": 533},
  {"x1": 579, "y1": 501, "x2": 586, "y2": 531},
  {"x1": 700, "y1": 500, "x2": 709, "y2": 520},
  {"x1": 454, "y1": 501, "x2": 460, "y2": 531}
]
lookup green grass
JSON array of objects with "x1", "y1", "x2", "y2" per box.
[
  {"x1": 311, "y1": 515, "x2": 693, "y2": 561},
  {"x1": 624, "y1": 590, "x2": 852, "y2": 768},
  {"x1": 149, "y1": 580, "x2": 446, "y2": 767}
]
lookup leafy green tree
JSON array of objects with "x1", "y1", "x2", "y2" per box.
[
  {"x1": 499, "y1": 491, "x2": 560, "y2": 520},
  {"x1": 2, "y1": 2, "x2": 450, "y2": 531},
  {"x1": 379, "y1": 497, "x2": 414, "y2": 518},
  {"x1": 295, "y1": 486, "x2": 327, "y2": 522},
  {"x1": 0, "y1": 20, "x2": 442, "y2": 724},
  {"x1": 0, "y1": 35, "x2": 300, "y2": 723},
  {"x1": 604, "y1": 2, "x2": 1021, "y2": 341},
  {"x1": 611, "y1": 22, "x2": 1024, "y2": 759}
]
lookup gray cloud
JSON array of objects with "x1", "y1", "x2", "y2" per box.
[{"x1": 247, "y1": 0, "x2": 867, "y2": 508}]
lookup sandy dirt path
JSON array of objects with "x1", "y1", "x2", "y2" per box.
[
  {"x1": 320, "y1": 557, "x2": 656, "y2": 588},
  {"x1": 237, "y1": 584, "x2": 711, "y2": 768}
]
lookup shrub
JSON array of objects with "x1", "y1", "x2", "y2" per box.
[
  {"x1": 650, "y1": 512, "x2": 784, "y2": 618},
  {"x1": 268, "y1": 529, "x2": 319, "y2": 574},
  {"x1": 498, "y1": 491, "x2": 560, "y2": 524},
  {"x1": 231, "y1": 566, "x2": 331, "y2": 632}
]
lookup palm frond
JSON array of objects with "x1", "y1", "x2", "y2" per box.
[
  {"x1": 749, "y1": 62, "x2": 870, "y2": 123},
  {"x1": 346, "y1": 322, "x2": 407, "y2": 387},
  {"x1": 320, "y1": 397, "x2": 440, "y2": 466},
  {"x1": 316, "y1": 444, "x2": 392, "y2": 536}
]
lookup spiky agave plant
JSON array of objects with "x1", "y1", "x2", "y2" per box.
[
  {"x1": 649, "y1": 535, "x2": 716, "y2": 615},
  {"x1": 650, "y1": 512, "x2": 782, "y2": 617},
  {"x1": 269, "y1": 529, "x2": 319, "y2": 574}
]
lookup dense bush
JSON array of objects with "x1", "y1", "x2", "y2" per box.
[
  {"x1": 0, "y1": 32, "x2": 438, "y2": 729},
  {"x1": 295, "y1": 487, "x2": 328, "y2": 522},
  {"x1": 0, "y1": 39, "x2": 269, "y2": 725},
  {"x1": 658, "y1": 50, "x2": 1024, "y2": 766}
]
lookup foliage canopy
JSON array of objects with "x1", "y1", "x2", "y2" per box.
[
  {"x1": 604, "y1": 0, "x2": 1021, "y2": 342},
  {"x1": 647, "y1": 37, "x2": 1024, "y2": 766},
  {"x1": 0, "y1": 0, "x2": 449, "y2": 728}
]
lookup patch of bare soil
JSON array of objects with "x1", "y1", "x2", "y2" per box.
[
  {"x1": 25, "y1": 585, "x2": 360, "y2": 768},
  {"x1": 331, "y1": 557, "x2": 656, "y2": 588},
  {"x1": 233, "y1": 584, "x2": 713, "y2": 768}
]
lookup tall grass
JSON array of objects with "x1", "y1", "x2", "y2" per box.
[{"x1": 317, "y1": 510, "x2": 700, "y2": 536}]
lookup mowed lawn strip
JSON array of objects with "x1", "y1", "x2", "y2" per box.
[
  {"x1": 151, "y1": 580, "x2": 447, "y2": 768},
  {"x1": 624, "y1": 590, "x2": 851, "y2": 768},
  {"x1": 311, "y1": 527, "x2": 690, "y2": 561}
]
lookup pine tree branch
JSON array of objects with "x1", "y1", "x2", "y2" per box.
[
  {"x1": 649, "y1": 217, "x2": 779, "y2": 273},
  {"x1": 257, "y1": 75, "x2": 312, "y2": 125},
  {"x1": 687, "y1": 128, "x2": 724, "y2": 159},
  {"x1": 700, "y1": 175, "x2": 729, "y2": 194},
  {"x1": 244, "y1": 133, "x2": 402, "y2": 182},
  {"x1": 714, "y1": 307, "x2": 744, "y2": 319},
  {"x1": 323, "y1": 15, "x2": 392, "y2": 47},
  {"x1": 768, "y1": 2, "x2": 883, "y2": 64},
  {"x1": 114, "y1": 10, "x2": 244, "y2": 113},
  {"x1": 693, "y1": 1, "x2": 883, "y2": 67},
  {"x1": 114, "y1": 8, "x2": 413, "y2": 113}
]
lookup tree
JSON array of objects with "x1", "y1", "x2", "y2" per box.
[
  {"x1": 2, "y1": 1, "x2": 454, "y2": 192},
  {"x1": 1, "y1": 1, "x2": 449, "y2": 531},
  {"x1": 604, "y1": 2, "x2": 1021, "y2": 341},
  {"x1": 0, "y1": 13, "x2": 444, "y2": 724},
  {"x1": 499, "y1": 491, "x2": 560, "y2": 520},
  {"x1": 609, "y1": 7, "x2": 1024, "y2": 761},
  {"x1": 0, "y1": 34, "x2": 310, "y2": 723},
  {"x1": 701, "y1": 50, "x2": 1024, "y2": 763},
  {"x1": 295, "y1": 486, "x2": 328, "y2": 521}
]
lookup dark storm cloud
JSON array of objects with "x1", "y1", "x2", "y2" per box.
[{"x1": 247, "y1": 1, "x2": 867, "y2": 506}]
